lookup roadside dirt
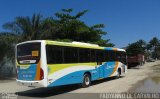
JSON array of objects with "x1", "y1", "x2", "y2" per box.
[{"x1": 0, "y1": 61, "x2": 159, "y2": 93}]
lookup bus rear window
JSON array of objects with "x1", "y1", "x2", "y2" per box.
[{"x1": 17, "y1": 42, "x2": 41, "y2": 64}]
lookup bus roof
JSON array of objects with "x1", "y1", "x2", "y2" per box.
[
  {"x1": 16, "y1": 40, "x2": 125, "y2": 52},
  {"x1": 46, "y1": 40, "x2": 125, "y2": 52}
]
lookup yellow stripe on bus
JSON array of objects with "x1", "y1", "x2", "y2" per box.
[
  {"x1": 48, "y1": 62, "x2": 97, "y2": 75},
  {"x1": 46, "y1": 40, "x2": 104, "y2": 50}
]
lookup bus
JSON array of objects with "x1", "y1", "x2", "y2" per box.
[{"x1": 16, "y1": 40, "x2": 127, "y2": 88}]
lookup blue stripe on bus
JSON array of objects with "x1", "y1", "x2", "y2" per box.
[
  {"x1": 103, "y1": 62, "x2": 116, "y2": 77},
  {"x1": 48, "y1": 62, "x2": 116, "y2": 87},
  {"x1": 17, "y1": 64, "x2": 37, "y2": 80},
  {"x1": 48, "y1": 71, "x2": 84, "y2": 87},
  {"x1": 104, "y1": 47, "x2": 114, "y2": 50}
]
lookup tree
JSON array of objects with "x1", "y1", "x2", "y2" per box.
[
  {"x1": 148, "y1": 37, "x2": 159, "y2": 50},
  {"x1": 126, "y1": 38, "x2": 160, "y2": 59},
  {"x1": 3, "y1": 14, "x2": 43, "y2": 41},
  {"x1": 3, "y1": 9, "x2": 114, "y2": 47},
  {"x1": 0, "y1": 33, "x2": 17, "y2": 59},
  {"x1": 35, "y1": 8, "x2": 113, "y2": 46},
  {"x1": 126, "y1": 39, "x2": 146, "y2": 56},
  {"x1": 148, "y1": 37, "x2": 160, "y2": 59},
  {"x1": 0, "y1": 33, "x2": 17, "y2": 70}
]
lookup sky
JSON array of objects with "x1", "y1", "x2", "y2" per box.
[{"x1": 0, "y1": 0, "x2": 160, "y2": 48}]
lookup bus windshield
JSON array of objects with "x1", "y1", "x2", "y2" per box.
[{"x1": 17, "y1": 42, "x2": 41, "y2": 64}]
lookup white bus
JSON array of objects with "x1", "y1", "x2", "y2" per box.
[{"x1": 16, "y1": 40, "x2": 127, "y2": 87}]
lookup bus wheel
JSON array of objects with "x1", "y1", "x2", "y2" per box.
[
  {"x1": 116, "y1": 69, "x2": 121, "y2": 78},
  {"x1": 81, "y1": 74, "x2": 91, "y2": 88}
]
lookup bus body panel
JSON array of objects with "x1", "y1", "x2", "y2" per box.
[
  {"x1": 16, "y1": 40, "x2": 127, "y2": 88},
  {"x1": 47, "y1": 61, "x2": 126, "y2": 87},
  {"x1": 16, "y1": 40, "x2": 48, "y2": 87},
  {"x1": 47, "y1": 64, "x2": 97, "y2": 87},
  {"x1": 17, "y1": 63, "x2": 40, "y2": 81},
  {"x1": 40, "y1": 41, "x2": 48, "y2": 87}
]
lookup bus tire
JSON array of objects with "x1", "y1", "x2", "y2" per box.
[
  {"x1": 81, "y1": 74, "x2": 91, "y2": 88},
  {"x1": 116, "y1": 68, "x2": 121, "y2": 78}
]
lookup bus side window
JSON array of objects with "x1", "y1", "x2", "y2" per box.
[
  {"x1": 108, "y1": 50, "x2": 116, "y2": 62},
  {"x1": 116, "y1": 51, "x2": 121, "y2": 61},
  {"x1": 63, "y1": 47, "x2": 79, "y2": 63},
  {"x1": 96, "y1": 50, "x2": 104, "y2": 65},
  {"x1": 104, "y1": 50, "x2": 109, "y2": 62},
  {"x1": 64, "y1": 47, "x2": 71, "y2": 63},
  {"x1": 121, "y1": 52, "x2": 127, "y2": 65},
  {"x1": 79, "y1": 48, "x2": 90, "y2": 63},
  {"x1": 71, "y1": 48, "x2": 79, "y2": 63},
  {"x1": 115, "y1": 51, "x2": 127, "y2": 65},
  {"x1": 90, "y1": 49, "x2": 96, "y2": 62},
  {"x1": 46, "y1": 45, "x2": 63, "y2": 64}
]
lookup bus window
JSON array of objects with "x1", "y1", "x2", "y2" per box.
[
  {"x1": 46, "y1": 45, "x2": 63, "y2": 64},
  {"x1": 17, "y1": 42, "x2": 41, "y2": 64},
  {"x1": 108, "y1": 50, "x2": 116, "y2": 62},
  {"x1": 116, "y1": 51, "x2": 121, "y2": 61},
  {"x1": 90, "y1": 49, "x2": 96, "y2": 62},
  {"x1": 115, "y1": 51, "x2": 127, "y2": 65},
  {"x1": 121, "y1": 52, "x2": 127, "y2": 65},
  {"x1": 79, "y1": 48, "x2": 90, "y2": 63},
  {"x1": 96, "y1": 50, "x2": 104, "y2": 65},
  {"x1": 64, "y1": 47, "x2": 79, "y2": 63},
  {"x1": 104, "y1": 50, "x2": 109, "y2": 61}
]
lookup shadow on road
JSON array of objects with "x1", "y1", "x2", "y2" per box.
[
  {"x1": 0, "y1": 75, "x2": 16, "y2": 80},
  {"x1": 16, "y1": 84, "x2": 80, "y2": 98},
  {"x1": 16, "y1": 76, "x2": 124, "y2": 98},
  {"x1": 92, "y1": 76, "x2": 124, "y2": 86}
]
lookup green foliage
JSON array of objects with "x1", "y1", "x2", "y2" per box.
[
  {"x1": 0, "y1": 41, "x2": 7, "y2": 61},
  {"x1": 152, "y1": 47, "x2": 160, "y2": 59},
  {"x1": 0, "y1": 33, "x2": 17, "y2": 65},
  {"x1": 3, "y1": 8, "x2": 113, "y2": 47},
  {"x1": 126, "y1": 39, "x2": 146, "y2": 56},
  {"x1": 3, "y1": 14, "x2": 43, "y2": 41},
  {"x1": 148, "y1": 37, "x2": 160, "y2": 59},
  {"x1": 149, "y1": 37, "x2": 159, "y2": 48},
  {"x1": 126, "y1": 38, "x2": 160, "y2": 59},
  {"x1": 0, "y1": 33, "x2": 18, "y2": 75},
  {"x1": 0, "y1": 8, "x2": 114, "y2": 66}
]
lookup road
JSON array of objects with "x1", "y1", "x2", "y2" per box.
[{"x1": 0, "y1": 61, "x2": 160, "y2": 99}]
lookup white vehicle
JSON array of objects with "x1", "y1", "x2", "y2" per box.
[{"x1": 16, "y1": 40, "x2": 127, "y2": 87}]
